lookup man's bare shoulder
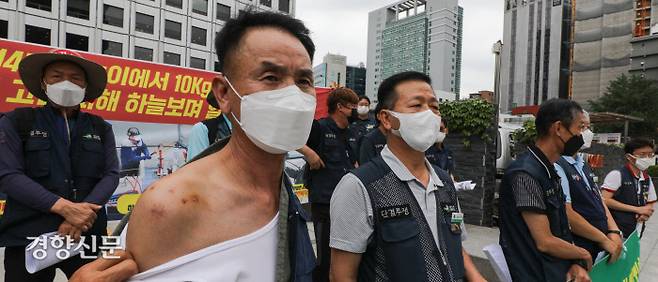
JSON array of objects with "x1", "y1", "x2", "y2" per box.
[{"x1": 126, "y1": 161, "x2": 214, "y2": 271}]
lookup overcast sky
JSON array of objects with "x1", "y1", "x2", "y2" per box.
[{"x1": 296, "y1": 0, "x2": 504, "y2": 98}]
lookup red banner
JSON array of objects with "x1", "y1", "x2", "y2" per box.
[{"x1": 0, "y1": 39, "x2": 332, "y2": 124}]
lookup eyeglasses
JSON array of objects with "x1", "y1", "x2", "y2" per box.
[{"x1": 633, "y1": 153, "x2": 656, "y2": 158}]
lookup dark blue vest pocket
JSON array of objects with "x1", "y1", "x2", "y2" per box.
[
  {"x1": 77, "y1": 141, "x2": 104, "y2": 178},
  {"x1": 24, "y1": 139, "x2": 51, "y2": 179},
  {"x1": 545, "y1": 195, "x2": 565, "y2": 237},
  {"x1": 380, "y1": 217, "x2": 425, "y2": 282}
]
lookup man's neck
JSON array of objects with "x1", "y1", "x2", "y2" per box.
[
  {"x1": 387, "y1": 136, "x2": 429, "y2": 186},
  {"x1": 358, "y1": 114, "x2": 369, "y2": 120},
  {"x1": 218, "y1": 132, "x2": 285, "y2": 195},
  {"x1": 535, "y1": 139, "x2": 561, "y2": 163},
  {"x1": 330, "y1": 113, "x2": 348, "y2": 129}
]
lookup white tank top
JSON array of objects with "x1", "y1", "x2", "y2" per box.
[{"x1": 124, "y1": 213, "x2": 279, "y2": 282}]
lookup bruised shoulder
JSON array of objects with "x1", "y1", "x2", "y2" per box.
[{"x1": 125, "y1": 174, "x2": 205, "y2": 271}]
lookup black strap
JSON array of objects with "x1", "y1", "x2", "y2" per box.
[{"x1": 202, "y1": 117, "x2": 221, "y2": 144}]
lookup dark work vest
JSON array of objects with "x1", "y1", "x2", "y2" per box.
[
  {"x1": 609, "y1": 165, "x2": 651, "y2": 237},
  {"x1": 0, "y1": 107, "x2": 109, "y2": 247},
  {"x1": 307, "y1": 118, "x2": 355, "y2": 204},
  {"x1": 556, "y1": 157, "x2": 607, "y2": 259},
  {"x1": 499, "y1": 147, "x2": 573, "y2": 282},
  {"x1": 352, "y1": 157, "x2": 464, "y2": 282},
  {"x1": 201, "y1": 114, "x2": 232, "y2": 144}
]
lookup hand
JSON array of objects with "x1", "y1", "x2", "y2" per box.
[
  {"x1": 607, "y1": 232, "x2": 623, "y2": 248},
  {"x1": 638, "y1": 214, "x2": 650, "y2": 222},
  {"x1": 58, "y1": 221, "x2": 83, "y2": 242},
  {"x1": 576, "y1": 247, "x2": 593, "y2": 271},
  {"x1": 69, "y1": 250, "x2": 138, "y2": 282},
  {"x1": 636, "y1": 205, "x2": 654, "y2": 217},
  {"x1": 600, "y1": 237, "x2": 622, "y2": 264},
  {"x1": 305, "y1": 150, "x2": 325, "y2": 170},
  {"x1": 566, "y1": 264, "x2": 591, "y2": 282},
  {"x1": 51, "y1": 199, "x2": 101, "y2": 230}
]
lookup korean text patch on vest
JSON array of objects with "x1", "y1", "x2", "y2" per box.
[
  {"x1": 379, "y1": 204, "x2": 412, "y2": 221},
  {"x1": 545, "y1": 186, "x2": 558, "y2": 197},
  {"x1": 30, "y1": 130, "x2": 48, "y2": 138},
  {"x1": 82, "y1": 133, "x2": 101, "y2": 141}
]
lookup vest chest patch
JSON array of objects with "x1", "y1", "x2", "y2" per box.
[
  {"x1": 82, "y1": 133, "x2": 101, "y2": 141},
  {"x1": 571, "y1": 174, "x2": 582, "y2": 182},
  {"x1": 379, "y1": 204, "x2": 412, "y2": 221},
  {"x1": 30, "y1": 130, "x2": 48, "y2": 138},
  {"x1": 325, "y1": 133, "x2": 336, "y2": 139}
]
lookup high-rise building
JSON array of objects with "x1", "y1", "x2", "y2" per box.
[
  {"x1": 570, "y1": 0, "x2": 637, "y2": 106},
  {"x1": 0, "y1": 0, "x2": 295, "y2": 70},
  {"x1": 313, "y1": 53, "x2": 347, "y2": 87},
  {"x1": 346, "y1": 63, "x2": 367, "y2": 97},
  {"x1": 499, "y1": 0, "x2": 573, "y2": 113},
  {"x1": 629, "y1": 1, "x2": 658, "y2": 81},
  {"x1": 366, "y1": 0, "x2": 463, "y2": 103}
]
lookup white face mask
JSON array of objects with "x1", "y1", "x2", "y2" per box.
[
  {"x1": 388, "y1": 110, "x2": 441, "y2": 152},
  {"x1": 357, "y1": 105, "x2": 369, "y2": 115},
  {"x1": 581, "y1": 129, "x2": 594, "y2": 149},
  {"x1": 45, "y1": 80, "x2": 86, "y2": 107},
  {"x1": 226, "y1": 78, "x2": 316, "y2": 154},
  {"x1": 436, "y1": 131, "x2": 447, "y2": 144},
  {"x1": 633, "y1": 155, "x2": 656, "y2": 171}
]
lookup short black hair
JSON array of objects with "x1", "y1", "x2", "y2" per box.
[
  {"x1": 535, "y1": 98, "x2": 583, "y2": 138},
  {"x1": 624, "y1": 138, "x2": 655, "y2": 155},
  {"x1": 215, "y1": 10, "x2": 315, "y2": 75},
  {"x1": 376, "y1": 71, "x2": 432, "y2": 113},
  {"x1": 358, "y1": 96, "x2": 370, "y2": 104}
]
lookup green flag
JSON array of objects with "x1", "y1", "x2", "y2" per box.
[{"x1": 590, "y1": 230, "x2": 641, "y2": 282}]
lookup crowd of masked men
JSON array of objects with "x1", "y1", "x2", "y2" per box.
[{"x1": 0, "y1": 10, "x2": 656, "y2": 282}]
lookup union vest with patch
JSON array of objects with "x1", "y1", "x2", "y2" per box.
[
  {"x1": 556, "y1": 157, "x2": 607, "y2": 258},
  {"x1": 610, "y1": 165, "x2": 651, "y2": 237},
  {"x1": 0, "y1": 107, "x2": 110, "y2": 247},
  {"x1": 353, "y1": 157, "x2": 464, "y2": 282}
]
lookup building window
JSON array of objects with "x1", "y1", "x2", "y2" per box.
[
  {"x1": 164, "y1": 51, "x2": 181, "y2": 65},
  {"x1": 25, "y1": 25, "x2": 50, "y2": 45},
  {"x1": 0, "y1": 20, "x2": 7, "y2": 39},
  {"x1": 66, "y1": 33, "x2": 88, "y2": 51},
  {"x1": 279, "y1": 0, "x2": 290, "y2": 13},
  {"x1": 191, "y1": 26, "x2": 206, "y2": 46},
  {"x1": 135, "y1": 12, "x2": 154, "y2": 34},
  {"x1": 67, "y1": 0, "x2": 89, "y2": 20},
  {"x1": 260, "y1": 0, "x2": 271, "y2": 7},
  {"x1": 165, "y1": 20, "x2": 181, "y2": 40},
  {"x1": 103, "y1": 5, "x2": 123, "y2": 27},
  {"x1": 192, "y1": 0, "x2": 208, "y2": 16},
  {"x1": 214, "y1": 61, "x2": 220, "y2": 72},
  {"x1": 26, "y1": 0, "x2": 51, "y2": 11},
  {"x1": 216, "y1": 3, "x2": 231, "y2": 21},
  {"x1": 190, "y1": 57, "x2": 205, "y2": 69},
  {"x1": 166, "y1": 0, "x2": 182, "y2": 9},
  {"x1": 102, "y1": 40, "x2": 122, "y2": 56},
  {"x1": 134, "y1": 46, "x2": 153, "y2": 61},
  {"x1": 238, "y1": 9, "x2": 246, "y2": 18}
]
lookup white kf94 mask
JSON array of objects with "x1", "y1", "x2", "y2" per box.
[{"x1": 225, "y1": 78, "x2": 317, "y2": 154}]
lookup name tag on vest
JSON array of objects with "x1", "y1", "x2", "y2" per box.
[
  {"x1": 30, "y1": 130, "x2": 48, "y2": 138},
  {"x1": 379, "y1": 204, "x2": 411, "y2": 221}
]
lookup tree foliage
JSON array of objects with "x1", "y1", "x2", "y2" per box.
[
  {"x1": 589, "y1": 74, "x2": 658, "y2": 139},
  {"x1": 440, "y1": 99, "x2": 496, "y2": 147}
]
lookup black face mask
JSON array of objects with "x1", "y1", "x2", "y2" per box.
[
  {"x1": 348, "y1": 108, "x2": 358, "y2": 123},
  {"x1": 560, "y1": 129, "x2": 585, "y2": 156}
]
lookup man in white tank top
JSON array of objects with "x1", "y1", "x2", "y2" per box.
[{"x1": 70, "y1": 11, "x2": 318, "y2": 282}]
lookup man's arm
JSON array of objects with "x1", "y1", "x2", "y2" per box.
[
  {"x1": 601, "y1": 190, "x2": 649, "y2": 214},
  {"x1": 186, "y1": 122, "x2": 210, "y2": 162},
  {"x1": 83, "y1": 122, "x2": 120, "y2": 205},
  {"x1": 298, "y1": 120, "x2": 324, "y2": 169},
  {"x1": 462, "y1": 248, "x2": 487, "y2": 282},
  {"x1": 522, "y1": 212, "x2": 592, "y2": 265},
  {"x1": 330, "y1": 249, "x2": 362, "y2": 282},
  {"x1": 565, "y1": 203, "x2": 621, "y2": 262}
]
